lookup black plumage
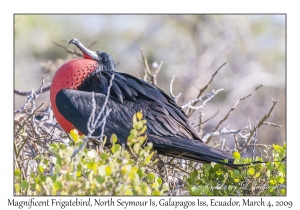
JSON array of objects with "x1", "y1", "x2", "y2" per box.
[{"x1": 55, "y1": 39, "x2": 241, "y2": 167}]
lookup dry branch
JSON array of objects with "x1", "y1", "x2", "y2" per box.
[
  {"x1": 187, "y1": 62, "x2": 227, "y2": 117},
  {"x1": 205, "y1": 84, "x2": 263, "y2": 144},
  {"x1": 238, "y1": 98, "x2": 279, "y2": 153}
]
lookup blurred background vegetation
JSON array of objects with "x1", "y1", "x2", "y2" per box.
[{"x1": 14, "y1": 15, "x2": 285, "y2": 155}]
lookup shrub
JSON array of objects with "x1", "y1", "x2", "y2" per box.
[
  {"x1": 14, "y1": 111, "x2": 169, "y2": 195},
  {"x1": 14, "y1": 110, "x2": 286, "y2": 196},
  {"x1": 186, "y1": 144, "x2": 286, "y2": 196}
]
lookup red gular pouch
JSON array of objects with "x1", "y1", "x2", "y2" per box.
[{"x1": 50, "y1": 59, "x2": 99, "y2": 135}]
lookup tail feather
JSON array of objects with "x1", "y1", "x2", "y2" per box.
[{"x1": 148, "y1": 135, "x2": 254, "y2": 168}]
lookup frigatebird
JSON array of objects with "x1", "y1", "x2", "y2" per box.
[{"x1": 50, "y1": 38, "x2": 238, "y2": 167}]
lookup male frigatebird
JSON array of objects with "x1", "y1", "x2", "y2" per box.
[{"x1": 50, "y1": 38, "x2": 238, "y2": 167}]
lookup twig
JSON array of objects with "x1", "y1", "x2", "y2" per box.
[
  {"x1": 263, "y1": 122, "x2": 282, "y2": 127},
  {"x1": 151, "y1": 61, "x2": 163, "y2": 86},
  {"x1": 187, "y1": 62, "x2": 227, "y2": 117},
  {"x1": 234, "y1": 135, "x2": 239, "y2": 151},
  {"x1": 202, "y1": 125, "x2": 248, "y2": 142},
  {"x1": 221, "y1": 139, "x2": 226, "y2": 150},
  {"x1": 203, "y1": 109, "x2": 219, "y2": 123},
  {"x1": 182, "y1": 88, "x2": 223, "y2": 111},
  {"x1": 238, "y1": 98, "x2": 279, "y2": 153},
  {"x1": 242, "y1": 144, "x2": 272, "y2": 149},
  {"x1": 169, "y1": 75, "x2": 182, "y2": 103},
  {"x1": 71, "y1": 75, "x2": 114, "y2": 159},
  {"x1": 140, "y1": 48, "x2": 163, "y2": 86},
  {"x1": 206, "y1": 85, "x2": 263, "y2": 144},
  {"x1": 14, "y1": 85, "x2": 51, "y2": 96},
  {"x1": 140, "y1": 47, "x2": 151, "y2": 77},
  {"x1": 252, "y1": 115, "x2": 260, "y2": 160},
  {"x1": 15, "y1": 76, "x2": 46, "y2": 113},
  {"x1": 52, "y1": 40, "x2": 82, "y2": 57},
  {"x1": 15, "y1": 103, "x2": 45, "y2": 136}
]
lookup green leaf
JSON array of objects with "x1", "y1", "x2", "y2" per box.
[
  {"x1": 233, "y1": 170, "x2": 240, "y2": 175},
  {"x1": 100, "y1": 153, "x2": 109, "y2": 161},
  {"x1": 49, "y1": 143, "x2": 58, "y2": 153},
  {"x1": 96, "y1": 175, "x2": 105, "y2": 184},
  {"x1": 130, "y1": 129, "x2": 138, "y2": 138},
  {"x1": 146, "y1": 173, "x2": 156, "y2": 182},
  {"x1": 152, "y1": 190, "x2": 161, "y2": 195},
  {"x1": 76, "y1": 171, "x2": 81, "y2": 177},
  {"x1": 38, "y1": 165, "x2": 44, "y2": 173},
  {"x1": 204, "y1": 169, "x2": 209, "y2": 177},
  {"x1": 157, "y1": 177, "x2": 162, "y2": 185},
  {"x1": 267, "y1": 164, "x2": 274, "y2": 171},
  {"x1": 134, "y1": 121, "x2": 143, "y2": 130},
  {"x1": 232, "y1": 151, "x2": 240, "y2": 160},
  {"x1": 21, "y1": 181, "x2": 29, "y2": 189},
  {"x1": 273, "y1": 144, "x2": 280, "y2": 151},
  {"x1": 276, "y1": 177, "x2": 285, "y2": 184},
  {"x1": 133, "y1": 143, "x2": 140, "y2": 154},
  {"x1": 216, "y1": 169, "x2": 223, "y2": 176},
  {"x1": 132, "y1": 114, "x2": 137, "y2": 124},
  {"x1": 14, "y1": 184, "x2": 21, "y2": 193},
  {"x1": 234, "y1": 178, "x2": 240, "y2": 182},
  {"x1": 145, "y1": 152, "x2": 154, "y2": 165},
  {"x1": 140, "y1": 182, "x2": 147, "y2": 189},
  {"x1": 105, "y1": 166, "x2": 112, "y2": 176},
  {"x1": 140, "y1": 125, "x2": 147, "y2": 134},
  {"x1": 110, "y1": 134, "x2": 118, "y2": 144},
  {"x1": 14, "y1": 169, "x2": 21, "y2": 177},
  {"x1": 189, "y1": 186, "x2": 201, "y2": 195},
  {"x1": 111, "y1": 144, "x2": 121, "y2": 154},
  {"x1": 190, "y1": 170, "x2": 197, "y2": 182},
  {"x1": 152, "y1": 182, "x2": 159, "y2": 190},
  {"x1": 270, "y1": 179, "x2": 277, "y2": 185},
  {"x1": 163, "y1": 183, "x2": 169, "y2": 191},
  {"x1": 70, "y1": 129, "x2": 79, "y2": 143},
  {"x1": 135, "y1": 167, "x2": 144, "y2": 178},
  {"x1": 204, "y1": 164, "x2": 211, "y2": 170},
  {"x1": 53, "y1": 181, "x2": 63, "y2": 191},
  {"x1": 203, "y1": 186, "x2": 209, "y2": 195},
  {"x1": 248, "y1": 167, "x2": 255, "y2": 176},
  {"x1": 137, "y1": 111, "x2": 143, "y2": 120},
  {"x1": 51, "y1": 176, "x2": 57, "y2": 182}
]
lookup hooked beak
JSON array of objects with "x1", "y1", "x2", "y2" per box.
[{"x1": 69, "y1": 38, "x2": 98, "y2": 61}]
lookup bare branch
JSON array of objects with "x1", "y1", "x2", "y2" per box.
[
  {"x1": 182, "y1": 88, "x2": 223, "y2": 110},
  {"x1": 151, "y1": 61, "x2": 163, "y2": 86},
  {"x1": 206, "y1": 84, "x2": 263, "y2": 144},
  {"x1": 71, "y1": 74, "x2": 115, "y2": 159},
  {"x1": 14, "y1": 85, "x2": 51, "y2": 96},
  {"x1": 203, "y1": 109, "x2": 219, "y2": 123},
  {"x1": 15, "y1": 76, "x2": 46, "y2": 113},
  {"x1": 252, "y1": 115, "x2": 260, "y2": 160},
  {"x1": 202, "y1": 125, "x2": 248, "y2": 142},
  {"x1": 238, "y1": 98, "x2": 279, "y2": 153},
  {"x1": 263, "y1": 122, "x2": 282, "y2": 127},
  {"x1": 234, "y1": 135, "x2": 239, "y2": 151},
  {"x1": 140, "y1": 47, "x2": 152, "y2": 77},
  {"x1": 52, "y1": 40, "x2": 82, "y2": 57},
  {"x1": 140, "y1": 48, "x2": 163, "y2": 86},
  {"x1": 169, "y1": 75, "x2": 182, "y2": 103},
  {"x1": 187, "y1": 62, "x2": 227, "y2": 117}
]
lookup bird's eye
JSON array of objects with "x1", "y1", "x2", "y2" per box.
[{"x1": 102, "y1": 57, "x2": 107, "y2": 62}]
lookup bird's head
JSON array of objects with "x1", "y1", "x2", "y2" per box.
[{"x1": 69, "y1": 38, "x2": 116, "y2": 72}]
